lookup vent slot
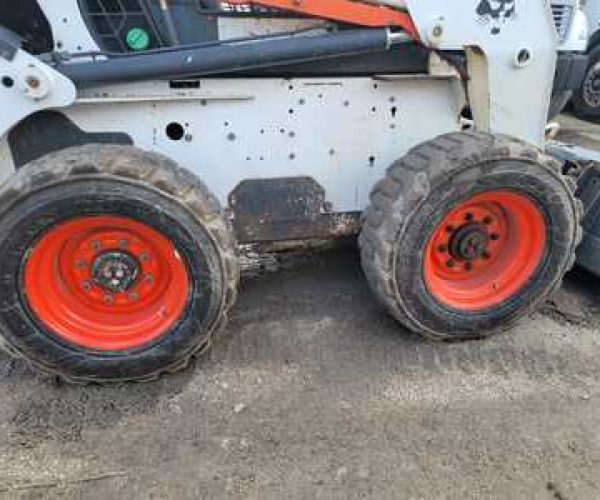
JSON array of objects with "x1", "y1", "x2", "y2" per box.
[{"x1": 551, "y1": 3, "x2": 574, "y2": 43}]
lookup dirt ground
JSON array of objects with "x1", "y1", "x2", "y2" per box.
[{"x1": 2, "y1": 116, "x2": 600, "y2": 499}]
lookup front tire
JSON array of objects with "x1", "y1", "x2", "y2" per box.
[
  {"x1": 0, "y1": 145, "x2": 238, "y2": 383},
  {"x1": 359, "y1": 132, "x2": 582, "y2": 340}
]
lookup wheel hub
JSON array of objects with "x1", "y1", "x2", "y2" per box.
[
  {"x1": 22, "y1": 216, "x2": 191, "y2": 351},
  {"x1": 583, "y1": 63, "x2": 600, "y2": 108},
  {"x1": 449, "y1": 224, "x2": 489, "y2": 261},
  {"x1": 92, "y1": 251, "x2": 140, "y2": 293},
  {"x1": 424, "y1": 191, "x2": 546, "y2": 311}
]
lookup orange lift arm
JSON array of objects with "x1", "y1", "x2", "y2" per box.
[{"x1": 226, "y1": 0, "x2": 420, "y2": 40}]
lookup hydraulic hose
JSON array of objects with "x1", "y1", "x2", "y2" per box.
[{"x1": 55, "y1": 28, "x2": 411, "y2": 86}]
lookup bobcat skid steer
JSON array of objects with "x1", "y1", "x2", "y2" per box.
[{"x1": 0, "y1": 0, "x2": 584, "y2": 382}]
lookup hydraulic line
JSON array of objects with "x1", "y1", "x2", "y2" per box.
[{"x1": 55, "y1": 28, "x2": 411, "y2": 86}]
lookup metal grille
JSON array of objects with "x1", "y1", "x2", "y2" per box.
[
  {"x1": 79, "y1": 0, "x2": 167, "y2": 52},
  {"x1": 551, "y1": 3, "x2": 574, "y2": 43},
  {"x1": 78, "y1": 1, "x2": 297, "y2": 52}
]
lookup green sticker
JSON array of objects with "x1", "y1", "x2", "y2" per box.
[{"x1": 126, "y1": 28, "x2": 151, "y2": 51}]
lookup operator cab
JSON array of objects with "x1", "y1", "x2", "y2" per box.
[
  {"x1": 76, "y1": 0, "x2": 430, "y2": 77},
  {"x1": 0, "y1": 0, "x2": 53, "y2": 54}
]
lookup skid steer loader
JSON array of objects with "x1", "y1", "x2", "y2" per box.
[{"x1": 0, "y1": 0, "x2": 585, "y2": 383}]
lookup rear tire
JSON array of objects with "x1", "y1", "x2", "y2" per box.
[
  {"x1": 572, "y1": 45, "x2": 600, "y2": 121},
  {"x1": 0, "y1": 145, "x2": 238, "y2": 383},
  {"x1": 359, "y1": 132, "x2": 582, "y2": 340}
]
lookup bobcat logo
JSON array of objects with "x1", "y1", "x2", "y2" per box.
[{"x1": 476, "y1": 0, "x2": 516, "y2": 35}]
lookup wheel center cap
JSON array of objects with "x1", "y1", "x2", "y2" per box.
[
  {"x1": 92, "y1": 251, "x2": 140, "y2": 293},
  {"x1": 449, "y1": 224, "x2": 489, "y2": 261}
]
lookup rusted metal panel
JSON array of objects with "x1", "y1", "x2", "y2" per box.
[{"x1": 229, "y1": 177, "x2": 361, "y2": 243}]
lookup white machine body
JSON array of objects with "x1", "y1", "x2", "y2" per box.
[{"x1": 0, "y1": 0, "x2": 560, "y2": 211}]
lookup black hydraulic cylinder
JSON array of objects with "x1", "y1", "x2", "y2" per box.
[{"x1": 56, "y1": 29, "x2": 394, "y2": 86}]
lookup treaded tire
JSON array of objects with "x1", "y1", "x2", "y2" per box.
[
  {"x1": 0, "y1": 145, "x2": 239, "y2": 383},
  {"x1": 572, "y1": 45, "x2": 600, "y2": 122},
  {"x1": 359, "y1": 132, "x2": 583, "y2": 340}
]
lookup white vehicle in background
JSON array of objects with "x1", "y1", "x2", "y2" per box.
[
  {"x1": 550, "y1": 0, "x2": 589, "y2": 117},
  {"x1": 571, "y1": 0, "x2": 600, "y2": 119}
]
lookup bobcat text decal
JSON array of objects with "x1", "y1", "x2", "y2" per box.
[{"x1": 476, "y1": 0, "x2": 516, "y2": 35}]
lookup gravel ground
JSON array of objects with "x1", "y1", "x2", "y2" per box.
[{"x1": 1, "y1": 117, "x2": 600, "y2": 499}]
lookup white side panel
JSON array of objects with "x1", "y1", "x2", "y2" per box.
[
  {"x1": 65, "y1": 77, "x2": 463, "y2": 210},
  {"x1": 37, "y1": 0, "x2": 100, "y2": 52}
]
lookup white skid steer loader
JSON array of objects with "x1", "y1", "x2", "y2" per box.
[{"x1": 0, "y1": 0, "x2": 586, "y2": 383}]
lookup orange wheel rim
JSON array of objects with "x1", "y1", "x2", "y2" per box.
[
  {"x1": 423, "y1": 191, "x2": 547, "y2": 311},
  {"x1": 23, "y1": 216, "x2": 190, "y2": 351}
]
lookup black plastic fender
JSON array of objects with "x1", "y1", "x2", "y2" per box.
[{"x1": 575, "y1": 164, "x2": 600, "y2": 276}]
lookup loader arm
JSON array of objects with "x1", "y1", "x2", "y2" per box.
[
  {"x1": 0, "y1": 28, "x2": 75, "y2": 139},
  {"x1": 405, "y1": 0, "x2": 558, "y2": 147}
]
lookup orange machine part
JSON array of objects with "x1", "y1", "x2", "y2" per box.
[
  {"x1": 23, "y1": 216, "x2": 191, "y2": 351},
  {"x1": 423, "y1": 191, "x2": 547, "y2": 312},
  {"x1": 226, "y1": 0, "x2": 420, "y2": 40}
]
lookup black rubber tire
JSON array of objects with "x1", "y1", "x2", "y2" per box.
[
  {"x1": 359, "y1": 132, "x2": 583, "y2": 341},
  {"x1": 0, "y1": 145, "x2": 239, "y2": 383},
  {"x1": 572, "y1": 44, "x2": 600, "y2": 121}
]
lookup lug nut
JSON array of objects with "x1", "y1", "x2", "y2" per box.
[
  {"x1": 103, "y1": 294, "x2": 114, "y2": 305},
  {"x1": 91, "y1": 240, "x2": 102, "y2": 252},
  {"x1": 140, "y1": 252, "x2": 150, "y2": 263},
  {"x1": 490, "y1": 233, "x2": 500, "y2": 241},
  {"x1": 438, "y1": 244, "x2": 448, "y2": 253},
  {"x1": 482, "y1": 252, "x2": 491, "y2": 260},
  {"x1": 446, "y1": 259, "x2": 455, "y2": 268},
  {"x1": 483, "y1": 216, "x2": 493, "y2": 225},
  {"x1": 464, "y1": 213, "x2": 474, "y2": 222},
  {"x1": 119, "y1": 239, "x2": 129, "y2": 249},
  {"x1": 145, "y1": 274, "x2": 154, "y2": 284},
  {"x1": 75, "y1": 259, "x2": 87, "y2": 270},
  {"x1": 446, "y1": 225, "x2": 455, "y2": 233},
  {"x1": 82, "y1": 281, "x2": 92, "y2": 292},
  {"x1": 465, "y1": 262, "x2": 473, "y2": 271},
  {"x1": 129, "y1": 292, "x2": 139, "y2": 301}
]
